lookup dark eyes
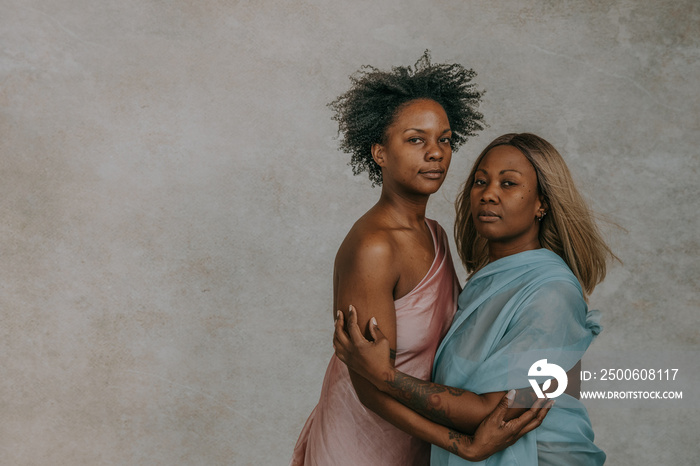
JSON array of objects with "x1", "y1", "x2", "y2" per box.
[
  {"x1": 473, "y1": 179, "x2": 517, "y2": 187},
  {"x1": 407, "y1": 137, "x2": 453, "y2": 144}
]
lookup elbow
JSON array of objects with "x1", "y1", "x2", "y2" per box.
[{"x1": 462, "y1": 450, "x2": 489, "y2": 462}]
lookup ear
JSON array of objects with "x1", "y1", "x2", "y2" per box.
[
  {"x1": 537, "y1": 195, "x2": 548, "y2": 217},
  {"x1": 371, "y1": 143, "x2": 386, "y2": 167}
]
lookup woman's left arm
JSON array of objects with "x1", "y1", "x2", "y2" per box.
[{"x1": 334, "y1": 307, "x2": 539, "y2": 434}]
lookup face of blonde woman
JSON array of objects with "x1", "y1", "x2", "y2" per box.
[
  {"x1": 470, "y1": 145, "x2": 543, "y2": 254},
  {"x1": 372, "y1": 99, "x2": 453, "y2": 197}
]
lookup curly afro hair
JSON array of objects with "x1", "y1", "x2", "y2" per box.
[{"x1": 329, "y1": 51, "x2": 485, "y2": 186}]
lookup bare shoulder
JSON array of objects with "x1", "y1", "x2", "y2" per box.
[
  {"x1": 335, "y1": 215, "x2": 398, "y2": 274},
  {"x1": 333, "y1": 212, "x2": 401, "y2": 328}
]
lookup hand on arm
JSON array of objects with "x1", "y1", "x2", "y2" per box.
[
  {"x1": 330, "y1": 314, "x2": 552, "y2": 461},
  {"x1": 334, "y1": 307, "x2": 547, "y2": 434},
  {"x1": 458, "y1": 390, "x2": 552, "y2": 461}
]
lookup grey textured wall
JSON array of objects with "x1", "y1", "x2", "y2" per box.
[{"x1": 2, "y1": 1, "x2": 698, "y2": 464}]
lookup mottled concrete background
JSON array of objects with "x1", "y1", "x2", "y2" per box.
[{"x1": 2, "y1": 0, "x2": 698, "y2": 464}]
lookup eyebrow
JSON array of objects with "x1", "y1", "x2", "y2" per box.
[
  {"x1": 403, "y1": 128, "x2": 452, "y2": 134},
  {"x1": 475, "y1": 168, "x2": 523, "y2": 175}
]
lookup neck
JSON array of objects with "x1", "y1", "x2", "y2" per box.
[
  {"x1": 374, "y1": 186, "x2": 430, "y2": 227},
  {"x1": 488, "y1": 238, "x2": 541, "y2": 262}
]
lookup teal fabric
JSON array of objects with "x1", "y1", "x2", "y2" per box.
[{"x1": 431, "y1": 249, "x2": 606, "y2": 465}]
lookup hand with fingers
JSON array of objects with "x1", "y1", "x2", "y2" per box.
[
  {"x1": 333, "y1": 305, "x2": 395, "y2": 386},
  {"x1": 458, "y1": 390, "x2": 554, "y2": 461}
]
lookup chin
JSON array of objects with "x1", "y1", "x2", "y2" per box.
[
  {"x1": 473, "y1": 226, "x2": 497, "y2": 240},
  {"x1": 421, "y1": 180, "x2": 446, "y2": 194}
]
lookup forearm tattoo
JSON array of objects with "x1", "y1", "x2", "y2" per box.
[
  {"x1": 386, "y1": 372, "x2": 465, "y2": 429},
  {"x1": 389, "y1": 348, "x2": 396, "y2": 361},
  {"x1": 447, "y1": 430, "x2": 469, "y2": 455}
]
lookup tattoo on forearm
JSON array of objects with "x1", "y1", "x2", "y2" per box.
[
  {"x1": 389, "y1": 348, "x2": 396, "y2": 361},
  {"x1": 447, "y1": 430, "x2": 469, "y2": 455},
  {"x1": 386, "y1": 372, "x2": 465, "y2": 429}
]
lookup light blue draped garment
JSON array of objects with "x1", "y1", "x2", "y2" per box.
[{"x1": 431, "y1": 249, "x2": 606, "y2": 465}]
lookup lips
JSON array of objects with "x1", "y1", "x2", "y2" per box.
[
  {"x1": 476, "y1": 210, "x2": 500, "y2": 222},
  {"x1": 419, "y1": 168, "x2": 445, "y2": 179}
]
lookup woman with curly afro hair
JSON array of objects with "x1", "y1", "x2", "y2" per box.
[{"x1": 290, "y1": 52, "x2": 550, "y2": 466}]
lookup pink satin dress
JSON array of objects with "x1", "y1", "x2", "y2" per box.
[{"x1": 290, "y1": 219, "x2": 459, "y2": 466}]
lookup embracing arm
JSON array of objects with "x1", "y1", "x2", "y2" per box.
[
  {"x1": 334, "y1": 307, "x2": 543, "y2": 435},
  {"x1": 345, "y1": 339, "x2": 547, "y2": 461},
  {"x1": 375, "y1": 363, "x2": 538, "y2": 434},
  {"x1": 340, "y1": 280, "x2": 589, "y2": 432},
  {"x1": 354, "y1": 381, "x2": 549, "y2": 461}
]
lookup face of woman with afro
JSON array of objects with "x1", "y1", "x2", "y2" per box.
[{"x1": 371, "y1": 99, "x2": 453, "y2": 198}]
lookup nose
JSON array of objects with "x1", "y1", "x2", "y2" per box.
[
  {"x1": 425, "y1": 139, "x2": 447, "y2": 161},
  {"x1": 480, "y1": 182, "x2": 498, "y2": 204}
]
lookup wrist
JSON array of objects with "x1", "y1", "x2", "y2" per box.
[
  {"x1": 461, "y1": 442, "x2": 487, "y2": 462},
  {"x1": 447, "y1": 432, "x2": 485, "y2": 462},
  {"x1": 373, "y1": 366, "x2": 397, "y2": 392}
]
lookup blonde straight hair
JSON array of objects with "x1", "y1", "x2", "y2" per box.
[{"x1": 455, "y1": 133, "x2": 617, "y2": 298}]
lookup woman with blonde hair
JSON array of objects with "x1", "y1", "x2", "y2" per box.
[
  {"x1": 455, "y1": 133, "x2": 613, "y2": 292},
  {"x1": 335, "y1": 133, "x2": 613, "y2": 465}
]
